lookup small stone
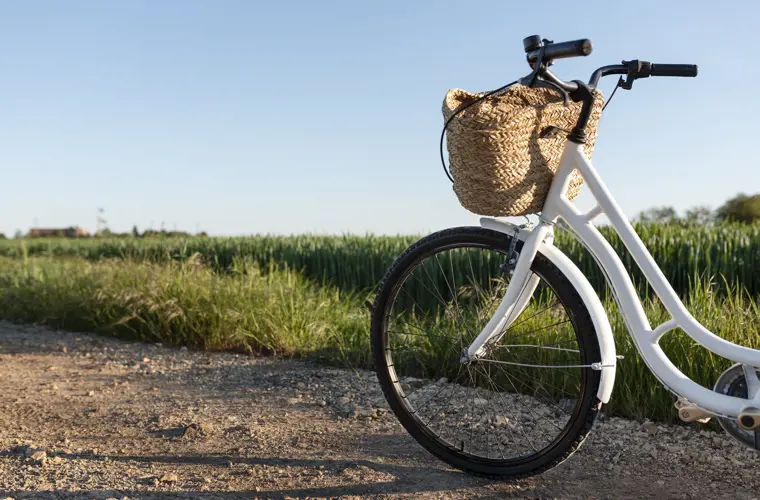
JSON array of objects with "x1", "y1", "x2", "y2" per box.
[
  {"x1": 160, "y1": 473, "x2": 178, "y2": 483},
  {"x1": 51, "y1": 384, "x2": 59, "y2": 391},
  {"x1": 343, "y1": 406, "x2": 359, "y2": 419},
  {"x1": 180, "y1": 346, "x2": 188, "y2": 352},
  {"x1": 143, "y1": 357, "x2": 151, "y2": 363},
  {"x1": 357, "y1": 408, "x2": 375, "y2": 419},
  {"x1": 318, "y1": 400, "x2": 327, "y2": 407},
  {"x1": 286, "y1": 397, "x2": 301, "y2": 405},
  {"x1": 182, "y1": 423, "x2": 211, "y2": 439},
  {"x1": 60, "y1": 346, "x2": 68, "y2": 353},
  {"x1": 473, "y1": 398, "x2": 488, "y2": 406},
  {"x1": 51, "y1": 456, "x2": 63, "y2": 465},
  {"x1": 87, "y1": 391, "x2": 95, "y2": 397},
  {"x1": 29, "y1": 450, "x2": 47, "y2": 465},
  {"x1": 558, "y1": 398, "x2": 577, "y2": 413},
  {"x1": 337, "y1": 396, "x2": 351, "y2": 406},
  {"x1": 494, "y1": 415, "x2": 509, "y2": 426},
  {"x1": 404, "y1": 377, "x2": 425, "y2": 389},
  {"x1": 656, "y1": 480, "x2": 665, "y2": 486},
  {"x1": 641, "y1": 421, "x2": 658, "y2": 435},
  {"x1": 437, "y1": 377, "x2": 448, "y2": 384},
  {"x1": 46, "y1": 366, "x2": 56, "y2": 372},
  {"x1": 661, "y1": 444, "x2": 681, "y2": 455},
  {"x1": 711, "y1": 455, "x2": 726, "y2": 466}
]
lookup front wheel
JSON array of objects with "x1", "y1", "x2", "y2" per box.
[{"x1": 370, "y1": 227, "x2": 603, "y2": 479}]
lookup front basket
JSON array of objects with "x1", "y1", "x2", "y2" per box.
[{"x1": 442, "y1": 83, "x2": 604, "y2": 216}]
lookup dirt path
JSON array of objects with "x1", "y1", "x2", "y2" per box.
[{"x1": 0, "y1": 321, "x2": 758, "y2": 499}]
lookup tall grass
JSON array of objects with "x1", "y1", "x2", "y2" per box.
[
  {"x1": 0, "y1": 255, "x2": 758, "y2": 424},
  {"x1": 0, "y1": 255, "x2": 371, "y2": 366},
  {"x1": 1, "y1": 221, "x2": 759, "y2": 297}
]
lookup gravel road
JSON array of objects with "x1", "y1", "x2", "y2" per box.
[{"x1": 1, "y1": 321, "x2": 759, "y2": 499}]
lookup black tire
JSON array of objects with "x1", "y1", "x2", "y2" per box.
[{"x1": 370, "y1": 226, "x2": 602, "y2": 479}]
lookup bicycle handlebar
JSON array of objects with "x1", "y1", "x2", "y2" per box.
[
  {"x1": 524, "y1": 35, "x2": 699, "y2": 90},
  {"x1": 651, "y1": 63, "x2": 698, "y2": 78},
  {"x1": 519, "y1": 35, "x2": 699, "y2": 144},
  {"x1": 524, "y1": 36, "x2": 593, "y2": 63}
]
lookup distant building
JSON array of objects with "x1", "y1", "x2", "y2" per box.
[{"x1": 27, "y1": 226, "x2": 90, "y2": 238}]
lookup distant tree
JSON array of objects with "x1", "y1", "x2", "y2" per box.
[
  {"x1": 715, "y1": 193, "x2": 760, "y2": 223},
  {"x1": 13, "y1": 230, "x2": 23, "y2": 239},
  {"x1": 683, "y1": 205, "x2": 713, "y2": 226},
  {"x1": 0, "y1": 233, "x2": 6, "y2": 239},
  {"x1": 132, "y1": 225, "x2": 140, "y2": 238},
  {"x1": 636, "y1": 206, "x2": 680, "y2": 224}
]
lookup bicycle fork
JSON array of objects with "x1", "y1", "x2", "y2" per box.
[{"x1": 463, "y1": 222, "x2": 554, "y2": 361}]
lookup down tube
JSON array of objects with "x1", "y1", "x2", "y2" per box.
[
  {"x1": 555, "y1": 184, "x2": 757, "y2": 413},
  {"x1": 555, "y1": 147, "x2": 760, "y2": 416}
]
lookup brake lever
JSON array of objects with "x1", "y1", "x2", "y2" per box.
[{"x1": 620, "y1": 60, "x2": 652, "y2": 90}]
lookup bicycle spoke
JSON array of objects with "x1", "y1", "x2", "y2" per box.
[{"x1": 378, "y1": 238, "x2": 594, "y2": 467}]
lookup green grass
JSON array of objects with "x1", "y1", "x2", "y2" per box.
[
  {"x1": 0, "y1": 255, "x2": 372, "y2": 367},
  {"x1": 0, "y1": 255, "x2": 757, "y2": 424},
  {"x1": 1, "y1": 221, "x2": 759, "y2": 297}
]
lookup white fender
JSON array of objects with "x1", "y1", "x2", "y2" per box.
[{"x1": 480, "y1": 218, "x2": 617, "y2": 404}]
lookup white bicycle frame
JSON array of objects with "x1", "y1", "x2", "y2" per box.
[{"x1": 466, "y1": 140, "x2": 760, "y2": 419}]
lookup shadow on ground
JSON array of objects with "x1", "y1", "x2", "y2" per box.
[{"x1": 0, "y1": 451, "x2": 499, "y2": 499}]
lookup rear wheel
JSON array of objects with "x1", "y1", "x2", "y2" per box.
[
  {"x1": 714, "y1": 364, "x2": 760, "y2": 450},
  {"x1": 370, "y1": 227, "x2": 603, "y2": 478}
]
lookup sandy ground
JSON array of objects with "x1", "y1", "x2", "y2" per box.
[{"x1": 1, "y1": 321, "x2": 759, "y2": 499}]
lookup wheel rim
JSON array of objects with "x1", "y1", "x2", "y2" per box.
[{"x1": 380, "y1": 241, "x2": 592, "y2": 464}]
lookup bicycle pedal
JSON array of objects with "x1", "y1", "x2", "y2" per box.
[{"x1": 675, "y1": 398, "x2": 711, "y2": 424}]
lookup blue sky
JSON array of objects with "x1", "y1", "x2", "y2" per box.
[{"x1": 2, "y1": 0, "x2": 758, "y2": 237}]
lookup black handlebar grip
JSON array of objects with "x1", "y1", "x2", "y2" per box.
[
  {"x1": 547, "y1": 39, "x2": 593, "y2": 59},
  {"x1": 527, "y1": 39, "x2": 593, "y2": 62},
  {"x1": 650, "y1": 64, "x2": 698, "y2": 77}
]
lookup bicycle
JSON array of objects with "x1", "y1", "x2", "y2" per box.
[{"x1": 369, "y1": 35, "x2": 760, "y2": 479}]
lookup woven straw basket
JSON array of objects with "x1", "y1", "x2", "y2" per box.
[{"x1": 442, "y1": 84, "x2": 604, "y2": 216}]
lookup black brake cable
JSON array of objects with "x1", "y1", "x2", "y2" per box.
[
  {"x1": 439, "y1": 80, "x2": 518, "y2": 183},
  {"x1": 601, "y1": 76, "x2": 624, "y2": 113}
]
